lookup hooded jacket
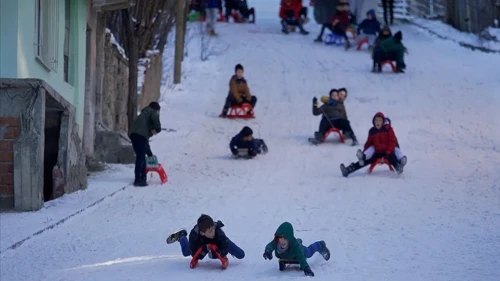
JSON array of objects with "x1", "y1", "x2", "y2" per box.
[
  {"x1": 377, "y1": 31, "x2": 406, "y2": 62},
  {"x1": 189, "y1": 220, "x2": 229, "y2": 258},
  {"x1": 265, "y1": 222, "x2": 309, "y2": 270},
  {"x1": 280, "y1": 0, "x2": 302, "y2": 19},
  {"x1": 363, "y1": 112, "x2": 397, "y2": 154},
  {"x1": 129, "y1": 106, "x2": 162, "y2": 139},
  {"x1": 357, "y1": 9, "x2": 381, "y2": 35},
  {"x1": 229, "y1": 129, "x2": 261, "y2": 154},
  {"x1": 313, "y1": 99, "x2": 347, "y2": 121}
]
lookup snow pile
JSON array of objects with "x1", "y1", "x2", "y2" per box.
[{"x1": 411, "y1": 18, "x2": 500, "y2": 52}]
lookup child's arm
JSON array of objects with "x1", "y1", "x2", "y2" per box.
[
  {"x1": 385, "y1": 127, "x2": 397, "y2": 155},
  {"x1": 214, "y1": 228, "x2": 229, "y2": 257},
  {"x1": 188, "y1": 228, "x2": 206, "y2": 258},
  {"x1": 357, "y1": 19, "x2": 366, "y2": 34},
  {"x1": 243, "y1": 82, "x2": 252, "y2": 100},
  {"x1": 312, "y1": 103, "x2": 323, "y2": 116},
  {"x1": 363, "y1": 129, "x2": 375, "y2": 151},
  {"x1": 229, "y1": 136, "x2": 239, "y2": 155},
  {"x1": 264, "y1": 240, "x2": 277, "y2": 252}
]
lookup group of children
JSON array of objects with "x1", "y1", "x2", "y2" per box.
[
  {"x1": 190, "y1": 0, "x2": 255, "y2": 36},
  {"x1": 167, "y1": 214, "x2": 330, "y2": 276},
  {"x1": 279, "y1": 0, "x2": 407, "y2": 72}
]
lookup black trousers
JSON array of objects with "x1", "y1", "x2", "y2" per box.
[
  {"x1": 318, "y1": 117, "x2": 356, "y2": 139},
  {"x1": 382, "y1": 0, "x2": 394, "y2": 25},
  {"x1": 373, "y1": 49, "x2": 405, "y2": 69},
  {"x1": 223, "y1": 95, "x2": 257, "y2": 113},
  {"x1": 317, "y1": 24, "x2": 349, "y2": 42},
  {"x1": 299, "y1": 7, "x2": 308, "y2": 19},
  {"x1": 130, "y1": 133, "x2": 149, "y2": 182},
  {"x1": 351, "y1": 152, "x2": 399, "y2": 173}
]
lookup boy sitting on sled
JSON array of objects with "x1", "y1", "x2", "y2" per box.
[
  {"x1": 230, "y1": 126, "x2": 268, "y2": 158},
  {"x1": 340, "y1": 112, "x2": 407, "y2": 177},
  {"x1": 311, "y1": 88, "x2": 359, "y2": 145},
  {"x1": 166, "y1": 214, "x2": 245, "y2": 269},
  {"x1": 263, "y1": 222, "x2": 331, "y2": 277},
  {"x1": 220, "y1": 64, "x2": 257, "y2": 117}
]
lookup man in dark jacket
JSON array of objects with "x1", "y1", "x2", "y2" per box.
[{"x1": 129, "y1": 102, "x2": 162, "y2": 186}]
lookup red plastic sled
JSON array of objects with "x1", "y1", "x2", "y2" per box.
[
  {"x1": 190, "y1": 244, "x2": 228, "y2": 269},
  {"x1": 368, "y1": 158, "x2": 394, "y2": 173},
  {"x1": 220, "y1": 103, "x2": 255, "y2": 119},
  {"x1": 381, "y1": 60, "x2": 396, "y2": 72},
  {"x1": 322, "y1": 128, "x2": 345, "y2": 143},
  {"x1": 357, "y1": 37, "x2": 369, "y2": 50},
  {"x1": 145, "y1": 164, "x2": 168, "y2": 184}
]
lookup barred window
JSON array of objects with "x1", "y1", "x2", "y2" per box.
[{"x1": 34, "y1": 0, "x2": 59, "y2": 72}]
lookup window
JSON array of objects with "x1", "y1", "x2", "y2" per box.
[
  {"x1": 63, "y1": 0, "x2": 70, "y2": 83},
  {"x1": 34, "y1": 0, "x2": 59, "y2": 72}
]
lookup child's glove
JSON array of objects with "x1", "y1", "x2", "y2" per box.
[
  {"x1": 313, "y1": 97, "x2": 318, "y2": 106},
  {"x1": 263, "y1": 249, "x2": 273, "y2": 260},
  {"x1": 304, "y1": 266, "x2": 315, "y2": 276}
]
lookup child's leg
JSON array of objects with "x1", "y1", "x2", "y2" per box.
[
  {"x1": 364, "y1": 146, "x2": 376, "y2": 160},
  {"x1": 179, "y1": 236, "x2": 192, "y2": 257},
  {"x1": 332, "y1": 25, "x2": 349, "y2": 42},
  {"x1": 227, "y1": 239, "x2": 245, "y2": 259},
  {"x1": 394, "y1": 147, "x2": 404, "y2": 160},
  {"x1": 366, "y1": 34, "x2": 377, "y2": 46},
  {"x1": 302, "y1": 242, "x2": 321, "y2": 258}
]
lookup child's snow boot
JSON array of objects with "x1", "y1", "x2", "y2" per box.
[
  {"x1": 356, "y1": 149, "x2": 365, "y2": 166},
  {"x1": 396, "y1": 156, "x2": 407, "y2": 174},
  {"x1": 134, "y1": 179, "x2": 148, "y2": 187},
  {"x1": 314, "y1": 131, "x2": 323, "y2": 142},
  {"x1": 166, "y1": 229, "x2": 188, "y2": 244},
  {"x1": 318, "y1": 241, "x2": 331, "y2": 261},
  {"x1": 314, "y1": 36, "x2": 322, "y2": 43},
  {"x1": 340, "y1": 163, "x2": 359, "y2": 177},
  {"x1": 344, "y1": 40, "x2": 352, "y2": 50},
  {"x1": 259, "y1": 140, "x2": 268, "y2": 154}
]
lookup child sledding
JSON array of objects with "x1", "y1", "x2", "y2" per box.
[
  {"x1": 309, "y1": 88, "x2": 359, "y2": 146},
  {"x1": 166, "y1": 214, "x2": 245, "y2": 269},
  {"x1": 230, "y1": 126, "x2": 268, "y2": 158},
  {"x1": 340, "y1": 112, "x2": 407, "y2": 177},
  {"x1": 263, "y1": 222, "x2": 331, "y2": 276},
  {"x1": 220, "y1": 64, "x2": 257, "y2": 118},
  {"x1": 279, "y1": 0, "x2": 309, "y2": 34}
]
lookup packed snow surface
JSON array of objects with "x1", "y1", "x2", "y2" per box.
[{"x1": 1, "y1": 1, "x2": 500, "y2": 281}]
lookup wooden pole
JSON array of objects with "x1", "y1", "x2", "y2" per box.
[
  {"x1": 181, "y1": 0, "x2": 189, "y2": 61},
  {"x1": 173, "y1": 0, "x2": 186, "y2": 84}
]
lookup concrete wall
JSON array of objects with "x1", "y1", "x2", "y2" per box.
[
  {"x1": 0, "y1": 0, "x2": 87, "y2": 138},
  {"x1": 0, "y1": 79, "x2": 87, "y2": 211}
]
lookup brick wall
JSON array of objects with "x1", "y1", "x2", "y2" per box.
[{"x1": 0, "y1": 117, "x2": 20, "y2": 199}]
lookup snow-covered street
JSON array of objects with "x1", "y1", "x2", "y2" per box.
[{"x1": 1, "y1": 1, "x2": 500, "y2": 281}]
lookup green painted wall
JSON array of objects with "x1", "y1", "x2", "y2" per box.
[
  {"x1": 0, "y1": 0, "x2": 19, "y2": 78},
  {"x1": 0, "y1": 0, "x2": 87, "y2": 137}
]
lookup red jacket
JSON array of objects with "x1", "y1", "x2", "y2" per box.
[
  {"x1": 280, "y1": 0, "x2": 301, "y2": 19},
  {"x1": 363, "y1": 112, "x2": 397, "y2": 155},
  {"x1": 331, "y1": 11, "x2": 350, "y2": 27}
]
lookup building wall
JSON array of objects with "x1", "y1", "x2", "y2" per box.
[{"x1": 0, "y1": 0, "x2": 87, "y2": 137}]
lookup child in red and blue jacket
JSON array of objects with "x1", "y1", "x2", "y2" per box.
[
  {"x1": 314, "y1": 0, "x2": 352, "y2": 49},
  {"x1": 340, "y1": 112, "x2": 407, "y2": 177}
]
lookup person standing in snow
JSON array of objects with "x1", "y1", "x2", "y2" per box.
[
  {"x1": 340, "y1": 112, "x2": 407, "y2": 177},
  {"x1": 203, "y1": 0, "x2": 220, "y2": 35},
  {"x1": 166, "y1": 214, "x2": 245, "y2": 269},
  {"x1": 263, "y1": 222, "x2": 331, "y2": 277},
  {"x1": 381, "y1": 0, "x2": 394, "y2": 25},
  {"x1": 128, "y1": 102, "x2": 162, "y2": 187}
]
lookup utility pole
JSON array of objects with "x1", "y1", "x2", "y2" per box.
[{"x1": 173, "y1": 0, "x2": 186, "y2": 84}]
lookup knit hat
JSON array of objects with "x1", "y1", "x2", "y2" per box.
[
  {"x1": 240, "y1": 126, "x2": 253, "y2": 137},
  {"x1": 149, "y1": 102, "x2": 161, "y2": 111}
]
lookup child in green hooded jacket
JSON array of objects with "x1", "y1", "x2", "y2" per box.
[{"x1": 263, "y1": 222, "x2": 331, "y2": 276}]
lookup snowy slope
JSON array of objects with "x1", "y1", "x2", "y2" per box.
[{"x1": 1, "y1": 1, "x2": 500, "y2": 281}]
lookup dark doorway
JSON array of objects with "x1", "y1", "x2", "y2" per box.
[{"x1": 43, "y1": 110, "x2": 62, "y2": 201}]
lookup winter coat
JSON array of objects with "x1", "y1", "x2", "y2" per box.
[
  {"x1": 363, "y1": 112, "x2": 397, "y2": 154},
  {"x1": 265, "y1": 222, "x2": 309, "y2": 270},
  {"x1": 357, "y1": 9, "x2": 381, "y2": 35},
  {"x1": 189, "y1": 220, "x2": 230, "y2": 258},
  {"x1": 331, "y1": 11, "x2": 350, "y2": 28},
  {"x1": 204, "y1": 0, "x2": 220, "y2": 8},
  {"x1": 229, "y1": 75, "x2": 251, "y2": 103},
  {"x1": 377, "y1": 36, "x2": 406, "y2": 62},
  {"x1": 229, "y1": 133, "x2": 261, "y2": 154},
  {"x1": 313, "y1": 0, "x2": 338, "y2": 24},
  {"x1": 129, "y1": 106, "x2": 162, "y2": 140},
  {"x1": 313, "y1": 101, "x2": 347, "y2": 121},
  {"x1": 280, "y1": 0, "x2": 302, "y2": 19}
]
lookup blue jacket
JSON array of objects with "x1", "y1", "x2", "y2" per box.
[
  {"x1": 230, "y1": 133, "x2": 261, "y2": 155},
  {"x1": 204, "y1": 0, "x2": 220, "y2": 8},
  {"x1": 357, "y1": 10, "x2": 381, "y2": 35}
]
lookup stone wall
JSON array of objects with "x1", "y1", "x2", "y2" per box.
[
  {"x1": 102, "y1": 33, "x2": 129, "y2": 133},
  {"x1": 0, "y1": 117, "x2": 20, "y2": 209}
]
